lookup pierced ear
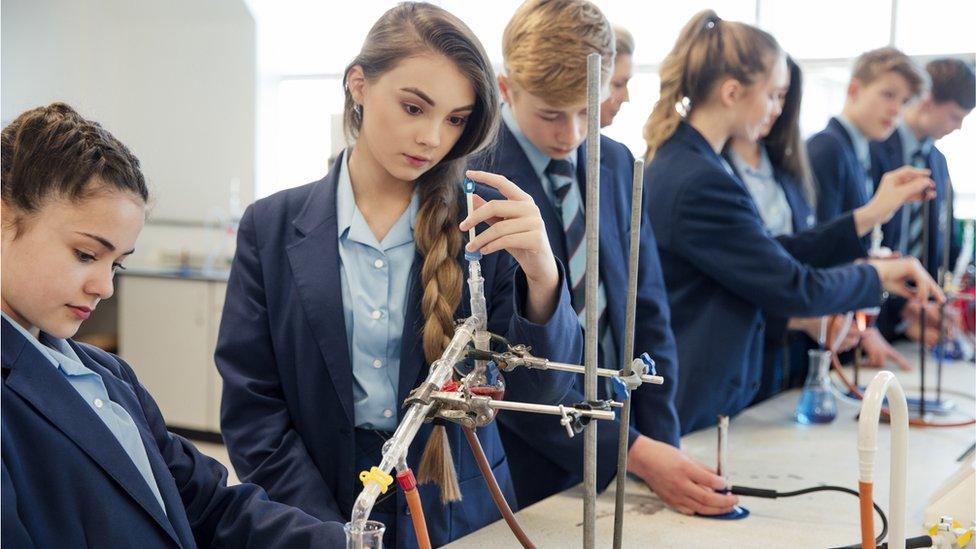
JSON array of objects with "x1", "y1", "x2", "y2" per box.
[{"x1": 346, "y1": 65, "x2": 367, "y2": 105}]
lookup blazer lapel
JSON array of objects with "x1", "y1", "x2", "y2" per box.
[
  {"x1": 1, "y1": 321, "x2": 181, "y2": 545},
  {"x1": 495, "y1": 124, "x2": 568, "y2": 262},
  {"x1": 286, "y1": 153, "x2": 355, "y2": 423}
]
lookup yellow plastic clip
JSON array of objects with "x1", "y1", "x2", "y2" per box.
[
  {"x1": 359, "y1": 466, "x2": 394, "y2": 494},
  {"x1": 927, "y1": 519, "x2": 971, "y2": 547}
]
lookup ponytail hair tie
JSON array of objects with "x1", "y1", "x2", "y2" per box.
[{"x1": 675, "y1": 96, "x2": 692, "y2": 117}]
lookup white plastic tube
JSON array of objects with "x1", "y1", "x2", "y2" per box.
[
  {"x1": 350, "y1": 316, "x2": 478, "y2": 527},
  {"x1": 466, "y1": 259, "x2": 490, "y2": 387},
  {"x1": 858, "y1": 371, "x2": 909, "y2": 549}
]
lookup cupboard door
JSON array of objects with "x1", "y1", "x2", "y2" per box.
[
  {"x1": 207, "y1": 281, "x2": 228, "y2": 433},
  {"x1": 119, "y1": 277, "x2": 210, "y2": 431}
]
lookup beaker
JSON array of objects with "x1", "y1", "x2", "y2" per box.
[
  {"x1": 794, "y1": 349, "x2": 837, "y2": 424},
  {"x1": 344, "y1": 520, "x2": 385, "y2": 549}
]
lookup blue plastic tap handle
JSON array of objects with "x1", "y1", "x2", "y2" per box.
[
  {"x1": 463, "y1": 177, "x2": 476, "y2": 193},
  {"x1": 639, "y1": 352, "x2": 657, "y2": 376}
]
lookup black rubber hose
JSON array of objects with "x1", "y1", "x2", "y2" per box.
[{"x1": 730, "y1": 484, "x2": 888, "y2": 546}]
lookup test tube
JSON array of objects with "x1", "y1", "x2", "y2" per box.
[{"x1": 464, "y1": 178, "x2": 477, "y2": 245}]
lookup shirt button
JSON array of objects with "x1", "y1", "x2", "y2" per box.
[
  {"x1": 370, "y1": 310, "x2": 382, "y2": 320},
  {"x1": 93, "y1": 398, "x2": 104, "y2": 409},
  {"x1": 373, "y1": 258, "x2": 385, "y2": 269},
  {"x1": 383, "y1": 409, "x2": 394, "y2": 418},
  {"x1": 373, "y1": 359, "x2": 383, "y2": 369}
]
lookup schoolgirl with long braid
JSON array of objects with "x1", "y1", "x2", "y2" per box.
[{"x1": 215, "y1": 3, "x2": 580, "y2": 547}]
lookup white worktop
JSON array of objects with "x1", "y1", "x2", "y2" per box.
[{"x1": 446, "y1": 344, "x2": 975, "y2": 548}]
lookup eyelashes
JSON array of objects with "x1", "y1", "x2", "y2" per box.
[
  {"x1": 74, "y1": 249, "x2": 125, "y2": 273},
  {"x1": 401, "y1": 102, "x2": 468, "y2": 127},
  {"x1": 74, "y1": 249, "x2": 96, "y2": 263}
]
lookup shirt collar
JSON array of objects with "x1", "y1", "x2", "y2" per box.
[
  {"x1": 727, "y1": 143, "x2": 773, "y2": 179},
  {"x1": 336, "y1": 148, "x2": 419, "y2": 251},
  {"x1": 501, "y1": 102, "x2": 577, "y2": 181},
  {"x1": 897, "y1": 122, "x2": 933, "y2": 162},
  {"x1": 837, "y1": 115, "x2": 872, "y2": 170},
  {"x1": 38, "y1": 332, "x2": 90, "y2": 376},
  {"x1": 0, "y1": 310, "x2": 87, "y2": 375}
]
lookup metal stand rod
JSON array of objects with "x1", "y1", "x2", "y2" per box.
[
  {"x1": 430, "y1": 393, "x2": 617, "y2": 421},
  {"x1": 937, "y1": 182, "x2": 953, "y2": 403},
  {"x1": 537, "y1": 360, "x2": 662, "y2": 385},
  {"x1": 582, "y1": 52, "x2": 601, "y2": 549},
  {"x1": 486, "y1": 400, "x2": 615, "y2": 421},
  {"x1": 612, "y1": 158, "x2": 644, "y2": 549},
  {"x1": 919, "y1": 198, "x2": 930, "y2": 418}
]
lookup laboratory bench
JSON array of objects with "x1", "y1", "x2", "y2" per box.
[{"x1": 445, "y1": 344, "x2": 975, "y2": 548}]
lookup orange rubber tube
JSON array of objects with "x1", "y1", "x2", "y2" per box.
[
  {"x1": 859, "y1": 481, "x2": 876, "y2": 549},
  {"x1": 827, "y1": 318, "x2": 975, "y2": 428},
  {"x1": 462, "y1": 426, "x2": 536, "y2": 549},
  {"x1": 397, "y1": 468, "x2": 431, "y2": 549}
]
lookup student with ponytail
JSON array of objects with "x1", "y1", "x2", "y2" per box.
[
  {"x1": 215, "y1": 3, "x2": 580, "y2": 547},
  {"x1": 643, "y1": 10, "x2": 942, "y2": 434},
  {"x1": 724, "y1": 55, "x2": 840, "y2": 403}
]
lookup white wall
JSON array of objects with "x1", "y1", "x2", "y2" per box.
[{"x1": 1, "y1": 0, "x2": 255, "y2": 268}]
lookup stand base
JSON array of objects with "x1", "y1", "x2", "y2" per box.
[
  {"x1": 907, "y1": 397, "x2": 955, "y2": 416},
  {"x1": 697, "y1": 506, "x2": 750, "y2": 520},
  {"x1": 849, "y1": 387, "x2": 956, "y2": 416}
]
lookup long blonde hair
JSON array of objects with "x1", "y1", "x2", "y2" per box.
[{"x1": 643, "y1": 10, "x2": 780, "y2": 161}]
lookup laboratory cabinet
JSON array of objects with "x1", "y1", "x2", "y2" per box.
[{"x1": 118, "y1": 273, "x2": 227, "y2": 434}]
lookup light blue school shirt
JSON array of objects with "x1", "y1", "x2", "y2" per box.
[
  {"x1": 727, "y1": 144, "x2": 794, "y2": 236},
  {"x1": 0, "y1": 311, "x2": 166, "y2": 513},
  {"x1": 336, "y1": 151, "x2": 419, "y2": 431}
]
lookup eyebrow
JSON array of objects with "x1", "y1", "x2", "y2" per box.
[
  {"x1": 400, "y1": 87, "x2": 475, "y2": 113},
  {"x1": 77, "y1": 232, "x2": 135, "y2": 255}
]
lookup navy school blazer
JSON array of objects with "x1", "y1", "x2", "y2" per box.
[
  {"x1": 871, "y1": 129, "x2": 950, "y2": 277},
  {"x1": 1, "y1": 318, "x2": 345, "y2": 548},
  {"x1": 722, "y1": 151, "x2": 819, "y2": 402},
  {"x1": 871, "y1": 130, "x2": 953, "y2": 338},
  {"x1": 646, "y1": 121, "x2": 881, "y2": 434},
  {"x1": 215, "y1": 151, "x2": 581, "y2": 548},
  {"x1": 469, "y1": 124, "x2": 681, "y2": 508},
  {"x1": 722, "y1": 150, "x2": 818, "y2": 343},
  {"x1": 808, "y1": 117, "x2": 872, "y2": 223}
]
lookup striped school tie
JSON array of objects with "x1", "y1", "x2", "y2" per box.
[
  {"x1": 545, "y1": 159, "x2": 621, "y2": 385},
  {"x1": 905, "y1": 146, "x2": 929, "y2": 260}
]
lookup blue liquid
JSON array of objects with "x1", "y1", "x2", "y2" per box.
[{"x1": 794, "y1": 388, "x2": 837, "y2": 424}]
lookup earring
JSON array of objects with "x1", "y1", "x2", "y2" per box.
[{"x1": 354, "y1": 103, "x2": 362, "y2": 116}]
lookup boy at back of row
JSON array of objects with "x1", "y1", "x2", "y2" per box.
[{"x1": 470, "y1": 0, "x2": 737, "y2": 515}]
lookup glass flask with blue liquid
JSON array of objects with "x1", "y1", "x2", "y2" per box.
[{"x1": 795, "y1": 349, "x2": 837, "y2": 424}]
